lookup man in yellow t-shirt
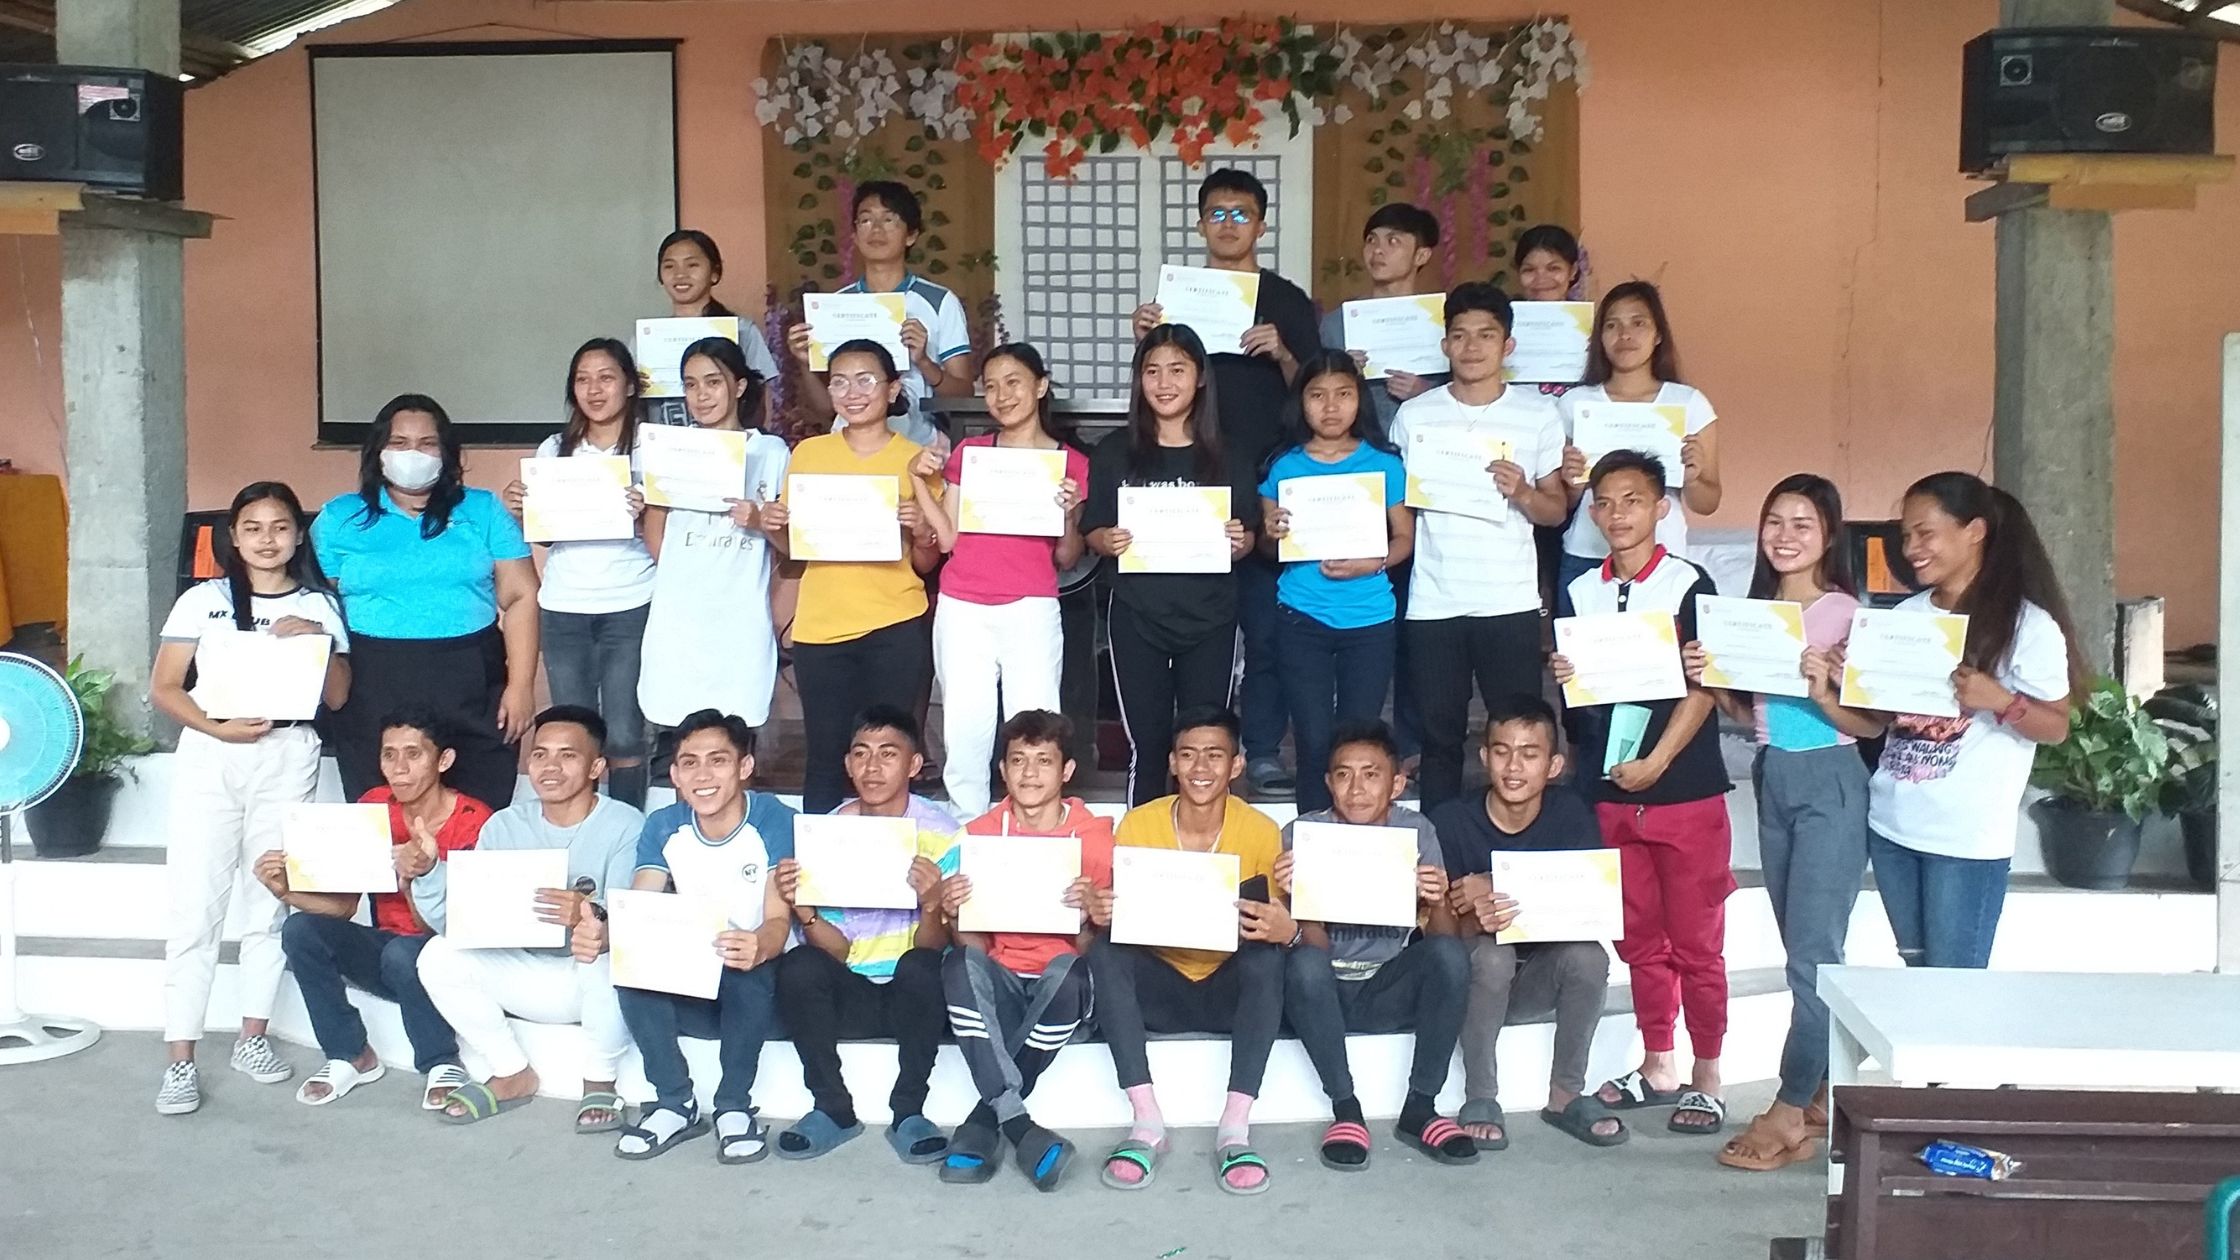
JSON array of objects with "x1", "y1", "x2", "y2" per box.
[{"x1": 1087, "y1": 706, "x2": 1293, "y2": 1197}]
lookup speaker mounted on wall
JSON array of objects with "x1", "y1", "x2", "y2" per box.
[{"x1": 1960, "y1": 26, "x2": 2217, "y2": 175}]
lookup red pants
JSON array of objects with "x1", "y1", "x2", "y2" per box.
[{"x1": 1599, "y1": 796, "x2": 1735, "y2": 1059}]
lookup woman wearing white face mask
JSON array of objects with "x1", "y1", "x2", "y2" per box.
[{"x1": 312, "y1": 394, "x2": 539, "y2": 808}]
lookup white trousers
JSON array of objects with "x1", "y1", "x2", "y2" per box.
[
  {"x1": 415, "y1": 935, "x2": 632, "y2": 1082},
  {"x1": 932, "y1": 594, "x2": 1063, "y2": 817},
  {"x1": 162, "y1": 725, "x2": 321, "y2": 1043}
]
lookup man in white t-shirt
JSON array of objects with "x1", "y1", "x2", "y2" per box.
[{"x1": 1388, "y1": 282, "x2": 1573, "y2": 809}]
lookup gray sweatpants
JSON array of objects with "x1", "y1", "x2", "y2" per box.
[
  {"x1": 1462, "y1": 937, "x2": 1609, "y2": 1101},
  {"x1": 1755, "y1": 743, "x2": 1870, "y2": 1109},
  {"x1": 942, "y1": 946, "x2": 1091, "y2": 1124}
]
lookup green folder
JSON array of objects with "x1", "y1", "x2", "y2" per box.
[{"x1": 1605, "y1": 703, "x2": 1651, "y2": 776}]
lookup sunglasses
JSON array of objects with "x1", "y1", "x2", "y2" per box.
[{"x1": 1204, "y1": 207, "x2": 1258, "y2": 225}]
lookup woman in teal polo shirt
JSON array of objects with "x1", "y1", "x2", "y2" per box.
[{"x1": 312, "y1": 394, "x2": 539, "y2": 807}]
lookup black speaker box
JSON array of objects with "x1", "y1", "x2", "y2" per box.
[
  {"x1": 0, "y1": 64, "x2": 185, "y2": 200},
  {"x1": 1960, "y1": 27, "x2": 2216, "y2": 175}
]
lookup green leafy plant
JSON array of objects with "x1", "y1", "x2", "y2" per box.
[
  {"x1": 2146, "y1": 681, "x2": 2216, "y2": 816},
  {"x1": 2030, "y1": 676, "x2": 2170, "y2": 821},
  {"x1": 61, "y1": 655, "x2": 155, "y2": 781}
]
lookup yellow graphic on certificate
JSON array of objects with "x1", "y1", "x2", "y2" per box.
[
  {"x1": 787, "y1": 473, "x2": 903, "y2": 563},
  {"x1": 804, "y1": 292, "x2": 909, "y2": 371},
  {"x1": 1505, "y1": 301, "x2": 1595, "y2": 384},
  {"x1": 1402, "y1": 431, "x2": 1514, "y2": 521},
  {"x1": 1116, "y1": 485, "x2": 1231, "y2": 574},
  {"x1": 1555, "y1": 611, "x2": 1684, "y2": 707},
  {"x1": 1570, "y1": 401, "x2": 1689, "y2": 486}
]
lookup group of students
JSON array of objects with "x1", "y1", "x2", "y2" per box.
[{"x1": 144, "y1": 164, "x2": 2083, "y2": 1184}]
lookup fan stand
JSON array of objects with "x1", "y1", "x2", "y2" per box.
[{"x1": 0, "y1": 811, "x2": 100, "y2": 1064}]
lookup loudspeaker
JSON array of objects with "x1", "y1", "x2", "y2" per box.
[
  {"x1": 0, "y1": 64, "x2": 184, "y2": 201},
  {"x1": 1960, "y1": 27, "x2": 2216, "y2": 175}
]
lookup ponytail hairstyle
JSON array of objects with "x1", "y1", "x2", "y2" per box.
[
  {"x1": 980, "y1": 341, "x2": 1076, "y2": 449},
  {"x1": 827, "y1": 338, "x2": 908, "y2": 419},
  {"x1": 1904, "y1": 471, "x2": 2088, "y2": 695},
  {"x1": 1583, "y1": 279, "x2": 1685, "y2": 388},
  {"x1": 218, "y1": 481, "x2": 334, "y2": 631},
  {"x1": 677, "y1": 335, "x2": 766, "y2": 429},
  {"x1": 1264, "y1": 349, "x2": 1396, "y2": 478},
  {"x1": 1123, "y1": 323, "x2": 1225, "y2": 486},
  {"x1": 656, "y1": 229, "x2": 732, "y2": 318},
  {"x1": 354, "y1": 394, "x2": 465, "y2": 538},
  {"x1": 558, "y1": 338, "x2": 643, "y2": 457},
  {"x1": 1747, "y1": 474, "x2": 1856, "y2": 600}
]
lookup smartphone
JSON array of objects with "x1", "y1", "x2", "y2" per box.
[{"x1": 1237, "y1": 874, "x2": 1271, "y2": 904}]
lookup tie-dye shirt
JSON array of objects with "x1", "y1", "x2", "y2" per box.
[{"x1": 817, "y1": 795, "x2": 960, "y2": 981}]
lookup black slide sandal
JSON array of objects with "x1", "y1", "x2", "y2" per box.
[
  {"x1": 940, "y1": 1121, "x2": 1002, "y2": 1185},
  {"x1": 1013, "y1": 1125, "x2": 1075, "y2": 1192}
]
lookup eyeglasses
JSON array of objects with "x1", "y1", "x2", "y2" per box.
[
  {"x1": 828, "y1": 373, "x2": 888, "y2": 396},
  {"x1": 853, "y1": 212, "x2": 906, "y2": 230},
  {"x1": 1204, "y1": 207, "x2": 1258, "y2": 225}
]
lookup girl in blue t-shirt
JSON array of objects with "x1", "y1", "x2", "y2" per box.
[{"x1": 1256, "y1": 351, "x2": 1414, "y2": 813}]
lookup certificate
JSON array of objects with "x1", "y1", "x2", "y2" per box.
[
  {"x1": 1109, "y1": 847, "x2": 1240, "y2": 954},
  {"x1": 786, "y1": 474, "x2": 903, "y2": 562},
  {"x1": 1694, "y1": 595, "x2": 1811, "y2": 698},
  {"x1": 791, "y1": 815, "x2": 920, "y2": 910},
  {"x1": 802, "y1": 292, "x2": 908, "y2": 372},
  {"x1": 635, "y1": 316, "x2": 740, "y2": 398},
  {"x1": 1840, "y1": 608, "x2": 1967, "y2": 718},
  {"x1": 443, "y1": 849, "x2": 569, "y2": 950},
  {"x1": 1570, "y1": 401, "x2": 1688, "y2": 486},
  {"x1": 520, "y1": 455, "x2": 634, "y2": 543},
  {"x1": 1555, "y1": 611, "x2": 1687, "y2": 707},
  {"x1": 1403, "y1": 429, "x2": 1514, "y2": 522},
  {"x1": 638, "y1": 425, "x2": 749, "y2": 513},
  {"x1": 1276, "y1": 473, "x2": 1388, "y2": 563},
  {"x1": 957, "y1": 446, "x2": 1066, "y2": 538},
  {"x1": 281, "y1": 803, "x2": 395, "y2": 894},
  {"x1": 1288, "y1": 821, "x2": 1419, "y2": 930},
  {"x1": 1155, "y1": 264, "x2": 1260, "y2": 355},
  {"x1": 1504, "y1": 302, "x2": 1594, "y2": 384},
  {"x1": 1341, "y1": 295, "x2": 1447, "y2": 379},
  {"x1": 1116, "y1": 485, "x2": 1231, "y2": 574},
  {"x1": 195, "y1": 629, "x2": 331, "y2": 721},
  {"x1": 607, "y1": 889, "x2": 727, "y2": 1000},
  {"x1": 1490, "y1": 850, "x2": 1624, "y2": 943},
  {"x1": 956, "y1": 836, "x2": 1082, "y2": 936}
]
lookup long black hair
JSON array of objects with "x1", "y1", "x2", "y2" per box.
[
  {"x1": 1584, "y1": 279, "x2": 1685, "y2": 388},
  {"x1": 1123, "y1": 323, "x2": 1224, "y2": 486},
  {"x1": 1904, "y1": 471, "x2": 2087, "y2": 694},
  {"x1": 354, "y1": 394, "x2": 465, "y2": 538},
  {"x1": 217, "y1": 481, "x2": 335, "y2": 631},
  {"x1": 980, "y1": 341, "x2": 1075, "y2": 449},
  {"x1": 1747, "y1": 474, "x2": 1856, "y2": 600},
  {"x1": 657, "y1": 229, "x2": 731, "y2": 318},
  {"x1": 557, "y1": 338, "x2": 642, "y2": 456},
  {"x1": 678, "y1": 336, "x2": 766, "y2": 428},
  {"x1": 1262, "y1": 349, "x2": 1397, "y2": 478}
]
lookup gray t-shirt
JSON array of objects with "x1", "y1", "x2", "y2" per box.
[
  {"x1": 411, "y1": 794, "x2": 644, "y2": 948},
  {"x1": 1318, "y1": 307, "x2": 1452, "y2": 434},
  {"x1": 1282, "y1": 804, "x2": 1442, "y2": 980}
]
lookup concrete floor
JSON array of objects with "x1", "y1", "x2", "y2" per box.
[{"x1": 1, "y1": 1033, "x2": 1824, "y2": 1260}]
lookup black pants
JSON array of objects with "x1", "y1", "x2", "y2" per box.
[
  {"x1": 944, "y1": 947, "x2": 1091, "y2": 1124},
  {"x1": 1105, "y1": 597, "x2": 1236, "y2": 806},
  {"x1": 776, "y1": 944, "x2": 946, "y2": 1121},
  {"x1": 1407, "y1": 611, "x2": 1544, "y2": 810},
  {"x1": 1087, "y1": 937, "x2": 1284, "y2": 1097},
  {"x1": 791, "y1": 616, "x2": 931, "y2": 815},
  {"x1": 329, "y1": 628, "x2": 516, "y2": 809}
]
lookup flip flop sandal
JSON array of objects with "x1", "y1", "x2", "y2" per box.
[
  {"x1": 422, "y1": 1064, "x2": 472, "y2": 1112},
  {"x1": 1214, "y1": 1143, "x2": 1271, "y2": 1197},
  {"x1": 940, "y1": 1121, "x2": 1003, "y2": 1186},
  {"x1": 776, "y1": 1109, "x2": 865, "y2": 1161},
  {"x1": 1457, "y1": 1099, "x2": 1510, "y2": 1152},
  {"x1": 1668, "y1": 1091, "x2": 1729, "y2": 1136},
  {"x1": 886, "y1": 1114, "x2": 950, "y2": 1165},
  {"x1": 1540, "y1": 1095, "x2": 1631, "y2": 1148},
  {"x1": 1716, "y1": 1130, "x2": 1818, "y2": 1171},
  {"x1": 1319, "y1": 1120, "x2": 1373, "y2": 1171},
  {"x1": 1397, "y1": 1116, "x2": 1480, "y2": 1166},
  {"x1": 575, "y1": 1091, "x2": 625, "y2": 1135},
  {"x1": 715, "y1": 1110, "x2": 771, "y2": 1165},
  {"x1": 436, "y1": 1081, "x2": 534, "y2": 1126},
  {"x1": 296, "y1": 1058, "x2": 385, "y2": 1106},
  {"x1": 1098, "y1": 1137, "x2": 1167, "y2": 1191},
  {"x1": 615, "y1": 1106, "x2": 711, "y2": 1161},
  {"x1": 1599, "y1": 1069, "x2": 1685, "y2": 1111},
  {"x1": 1012, "y1": 1124, "x2": 1074, "y2": 1193}
]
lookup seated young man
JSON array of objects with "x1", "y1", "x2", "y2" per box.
[
  {"x1": 1278, "y1": 719, "x2": 1476, "y2": 1170},
  {"x1": 774, "y1": 706, "x2": 959, "y2": 1163},
  {"x1": 569, "y1": 708, "x2": 795, "y2": 1163},
  {"x1": 1432, "y1": 694, "x2": 1625, "y2": 1149},
  {"x1": 262, "y1": 708, "x2": 488, "y2": 1108},
  {"x1": 413, "y1": 705, "x2": 642, "y2": 1131},
  {"x1": 1088, "y1": 706, "x2": 1292, "y2": 1196},
  {"x1": 939, "y1": 709, "x2": 1115, "y2": 1190}
]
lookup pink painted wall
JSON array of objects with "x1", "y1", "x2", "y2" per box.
[{"x1": 0, "y1": 0, "x2": 2232, "y2": 644}]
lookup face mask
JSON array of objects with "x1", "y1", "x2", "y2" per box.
[{"x1": 380, "y1": 448, "x2": 443, "y2": 492}]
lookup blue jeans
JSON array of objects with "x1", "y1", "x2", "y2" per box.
[
  {"x1": 1758, "y1": 745, "x2": 1870, "y2": 1108},
  {"x1": 279, "y1": 913, "x2": 458, "y2": 1072},
  {"x1": 1275, "y1": 607, "x2": 1395, "y2": 814},
  {"x1": 616, "y1": 962, "x2": 781, "y2": 1116},
  {"x1": 1868, "y1": 830, "x2": 2010, "y2": 969},
  {"x1": 1236, "y1": 553, "x2": 1289, "y2": 766},
  {"x1": 539, "y1": 604, "x2": 649, "y2": 761}
]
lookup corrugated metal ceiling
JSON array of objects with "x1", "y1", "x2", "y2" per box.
[{"x1": 0, "y1": 1, "x2": 392, "y2": 77}]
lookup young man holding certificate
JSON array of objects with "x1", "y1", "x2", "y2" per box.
[
  {"x1": 940, "y1": 710, "x2": 1116, "y2": 1190},
  {"x1": 1320, "y1": 203, "x2": 1448, "y2": 429},
  {"x1": 773, "y1": 707, "x2": 959, "y2": 1164},
  {"x1": 1277, "y1": 720, "x2": 1477, "y2": 1171},
  {"x1": 1088, "y1": 707, "x2": 1291, "y2": 1196},
  {"x1": 411, "y1": 706, "x2": 642, "y2": 1131},
  {"x1": 1552, "y1": 452, "x2": 1733, "y2": 1138}
]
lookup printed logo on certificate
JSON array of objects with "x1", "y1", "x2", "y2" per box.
[
  {"x1": 639, "y1": 425, "x2": 750, "y2": 513},
  {"x1": 957, "y1": 446, "x2": 1066, "y2": 537},
  {"x1": 1554, "y1": 611, "x2": 1686, "y2": 707},
  {"x1": 1570, "y1": 402, "x2": 1688, "y2": 487},
  {"x1": 1341, "y1": 295, "x2": 1447, "y2": 379},
  {"x1": 803, "y1": 292, "x2": 909, "y2": 371},
  {"x1": 786, "y1": 473, "x2": 904, "y2": 563},
  {"x1": 1402, "y1": 430, "x2": 1515, "y2": 522},
  {"x1": 520, "y1": 454, "x2": 634, "y2": 543},
  {"x1": 1276, "y1": 473, "x2": 1387, "y2": 563},
  {"x1": 194, "y1": 628, "x2": 332, "y2": 721},
  {"x1": 1116, "y1": 485, "x2": 1231, "y2": 574},
  {"x1": 1491, "y1": 850, "x2": 1623, "y2": 944},
  {"x1": 1694, "y1": 595, "x2": 1811, "y2": 698},
  {"x1": 956, "y1": 835, "x2": 1083, "y2": 936},
  {"x1": 1840, "y1": 608, "x2": 1968, "y2": 718},
  {"x1": 791, "y1": 814, "x2": 920, "y2": 909},
  {"x1": 1155, "y1": 264, "x2": 1261, "y2": 355},
  {"x1": 1109, "y1": 847, "x2": 1240, "y2": 954},
  {"x1": 635, "y1": 316, "x2": 740, "y2": 398},
  {"x1": 1504, "y1": 302, "x2": 1594, "y2": 384},
  {"x1": 281, "y1": 803, "x2": 396, "y2": 894}
]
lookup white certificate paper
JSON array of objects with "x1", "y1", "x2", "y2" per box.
[
  {"x1": 1695, "y1": 595, "x2": 1811, "y2": 698},
  {"x1": 956, "y1": 835, "x2": 1083, "y2": 936},
  {"x1": 1491, "y1": 850, "x2": 1624, "y2": 943},
  {"x1": 635, "y1": 316, "x2": 741, "y2": 398},
  {"x1": 1505, "y1": 302, "x2": 1594, "y2": 384},
  {"x1": 1841, "y1": 608, "x2": 1968, "y2": 718},
  {"x1": 281, "y1": 803, "x2": 396, "y2": 894},
  {"x1": 1341, "y1": 295, "x2": 1447, "y2": 379},
  {"x1": 1570, "y1": 401, "x2": 1688, "y2": 486},
  {"x1": 608, "y1": 889, "x2": 727, "y2": 1000},
  {"x1": 1277, "y1": 473, "x2": 1388, "y2": 563},
  {"x1": 957, "y1": 446, "x2": 1066, "y2": 538},
  {"x1": 1156, "y1": 264, "x2": 1261, "y2": 355},
  {"x1": 1289, "y1": 821, "x2": 1419, "y2": 930},
  {"x1": 792, "y1": 814, "x2": 920, "y2": 910},
  {"x1": 638, "y1": 425, "x2": 749, "y2": 513},
  {"x1": 1117, "y1": 485, "x2": 1231, "y2": 574},
  {"x1": 1555, "y1": 611, "x2": 1687, "y2": 707},
  {"x1": 1403, "y1": 429, "x2": 1514, "y2": 522},
  {"x1": 786, "y1": 473, "x2": 903, "y2": 562},
  {"x1": 444, "y1": 849, "x2": 569, "y2": 950},
  {"x1": 520, "y1": 455, "x2": 634, "y2": 543},
  {"x1": 803, "y1": 292, "x2": 909, "y2": 372},
  {"x1": 195, "y1": 629, "x2": 332, "y2": 721},
  {"x1": 1109, "y1": 847, "x2": 1240, "y2": 954}
]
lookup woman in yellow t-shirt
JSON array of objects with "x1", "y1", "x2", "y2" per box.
[{"x1": 761, "y1": 339, "x2": 948, "y2": 812}]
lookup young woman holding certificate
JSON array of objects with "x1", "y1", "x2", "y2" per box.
[
  {"x1": 649, "y1": 229, "x2": 778, "y2": 427},
  {"x1": 150, "y1": 482, "x2": 351, "y2": 1116},
  {"x1": 1083, "y1": 326, "x2": 1259, "y2": 806}
]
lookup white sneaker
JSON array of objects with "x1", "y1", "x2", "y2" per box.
[
  {"x1": 156, "y1": 1061, "x2": 202, "y2": 1116},
  {"x1": 230, "y1": 1034, "x2": 294, "y2": 1084}
]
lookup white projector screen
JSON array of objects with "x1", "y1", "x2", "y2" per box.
[{"x1": 311, "y1": 42, "x2": 678, "y2": 445}]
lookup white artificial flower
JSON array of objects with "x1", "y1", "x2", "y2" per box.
[
  {"x1": 1403, "y1": 98, "x2": 1423, "y2": 120},
  {"x1": 1331, "y1": 102, "x2": 1353, "y2": 124}
]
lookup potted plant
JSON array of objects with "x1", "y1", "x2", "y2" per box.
[
  {"x1": 2147, "y1": 681, "x2": 2217, "y2": 891},
  {"x1": 25, "y1": 656, "x2": 156, "y2": 858},
  {"x1": 2029, "y1": 676, "x2": 2169, "y2": 891}
]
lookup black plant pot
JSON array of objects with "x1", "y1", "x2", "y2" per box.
[
  {"x1": 2181, "y1": 810, "x2": 2217, "y2": 892},
  {"x1": 2032, "y1": 798, "x2": 2141, "y2": 891},
  {"x1": 25, "y1": 775, "x2": 120, "y2": 858}
]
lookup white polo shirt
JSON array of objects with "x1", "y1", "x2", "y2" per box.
[{"x1": 1390, "y1": 383, "x2": 1565, "y2": 620}]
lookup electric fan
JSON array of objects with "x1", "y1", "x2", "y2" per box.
[{"x1": 0, "y1": 652, "x2": 102, "y2": 1063}]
